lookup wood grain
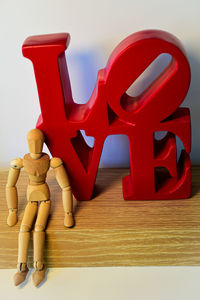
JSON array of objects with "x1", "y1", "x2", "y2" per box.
[{"x1": 0, "y1": 167, "x2": 200, "y2": 268}]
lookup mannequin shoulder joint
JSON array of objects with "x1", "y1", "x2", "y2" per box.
[
  {"x1": 50, "y1": 157, "x2": 63, "y2": 169},
  {"x1": 10, "y1": 158, "x2": 23, "y2": 169}
]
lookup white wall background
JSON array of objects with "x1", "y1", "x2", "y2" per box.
[{"x1": 0, "y1": 0, "x2": 200, "y2": 167}]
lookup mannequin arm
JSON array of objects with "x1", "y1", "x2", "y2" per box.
[
  {"x1": 6, "y1": 158, "x2": 23, "y2": 226},
  {"x1": 50, "y1": 158, "x2": 74, "y2": 228}
]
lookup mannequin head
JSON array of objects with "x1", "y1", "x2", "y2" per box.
[{"x1": 27, "y1": 129, "x2": 44, "y2": 159}]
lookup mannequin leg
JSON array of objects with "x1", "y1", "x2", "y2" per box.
[
  {"x1": 32, "y1": 200, "x2": 51, "y2": 286},
  {"x1": 14, "y1": 201, "x2": 38, "y2": 286}
]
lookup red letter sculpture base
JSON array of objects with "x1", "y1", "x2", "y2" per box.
[{"x1": 22, "y1": 30, "x2": 191, "y2": 201}]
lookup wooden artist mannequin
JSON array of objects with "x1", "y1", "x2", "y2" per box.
[{"x1": 6, "y1": 128, "x2": 74, "y2": 286}]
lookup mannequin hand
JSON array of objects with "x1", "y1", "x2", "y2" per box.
[
  {"x1": 64, "y1": 212, "x2": 74, "y2": 228},
  {"x1": 7, "y1": 209, "x2": 18, "y2": 226}
]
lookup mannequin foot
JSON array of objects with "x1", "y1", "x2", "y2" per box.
[
  {"x1": 13, "y1": 263, "x2": 29, "y2": 286},
  {"x1": 32, "y1": 264, "x2": 46, "y2": 287},
  {"x1": 64, "y1": 213, "x2": 74, "y2": 228}
]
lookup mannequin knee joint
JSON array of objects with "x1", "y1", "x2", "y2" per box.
[
  {"x1": 20, "y1": 224, "x2": 31, "y2": 232},
  {"x1": 34, "y1": 224, "x2": 44, "y2": 232}
]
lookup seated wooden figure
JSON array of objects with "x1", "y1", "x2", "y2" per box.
[{"x1": 6, "y1": 128, "x2": 74, "y2": 286}]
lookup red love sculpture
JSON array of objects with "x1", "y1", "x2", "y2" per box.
[{"x1": 22, "y1": 30, "x2": 191, "y2": 200}]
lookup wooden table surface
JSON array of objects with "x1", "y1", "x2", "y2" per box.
[{"x1": 0, "y1": 167, "x2": 200, "y2": 268}]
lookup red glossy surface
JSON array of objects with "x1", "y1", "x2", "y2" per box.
[{"x1": 22, "y1": 30, "x2": 191, "y2": 200}]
